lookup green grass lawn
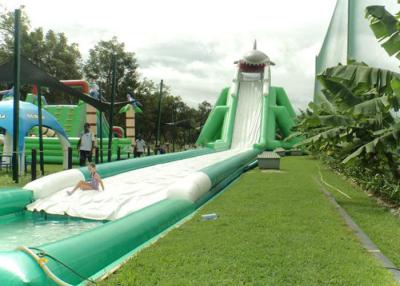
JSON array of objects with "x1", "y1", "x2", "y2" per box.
[
  {"x1": 0, "y1": 164, "x2": 65, "y2": 188},
  {"x1": 319, "y1": 163, "x2": 400, "y2": 268},
  {"x1": 100, "y1": 157, "x2": 397, "y2": 286}
]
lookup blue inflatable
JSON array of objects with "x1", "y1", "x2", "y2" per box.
[{"x1": 0, "y1": 100, "x2": 70, "y2": 169}]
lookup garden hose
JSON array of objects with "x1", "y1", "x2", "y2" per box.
[
  {"x1": 17, "y1": 246, "x2": 71, "y2": 286},
  {"x1": 17, "y1": 246, "x2": 96, "y2": 286},
  {"x1": 317, "y1": 166, "x2": 351, "y2": 199}
]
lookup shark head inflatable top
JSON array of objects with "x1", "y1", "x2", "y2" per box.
[{"x1": 238, "y1": 40, "x2": 275, "y2": 73}]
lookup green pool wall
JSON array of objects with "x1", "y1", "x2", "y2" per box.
[
  {"x1": 39, "y1": 199, "x2": 195, "y2": 285},
  {"x1": 0, "y1": 251, "x2": 50, "y2": 285},
  {"x1": 0, "y1": 189, "x2": 33, "y2": 217}
]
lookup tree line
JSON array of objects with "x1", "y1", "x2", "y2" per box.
[{"x1": 0, "y1": 9, "x2": 212, "y2": 148}]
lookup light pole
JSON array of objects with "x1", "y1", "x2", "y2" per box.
[
  {"x1": 37, "y1": 85, "x2": 44, "y2": 175},
  {"x1": 99, "y1": 89, "x2": 103, "y2": 163},
  {"x1": 108, "y1": 54, "x2": 117, "y2": 162},
  {"x1": 12, "y1": 9, "x2": 21, "y2": 183},
  {"x1": 155, "y1": 79, "x2": 163, "y2": 147},
  {"x1": 172, "y1": 104, "x2": 176, "y2": 152}
]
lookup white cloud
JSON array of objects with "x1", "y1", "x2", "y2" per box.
[{"x1": 1, "y1": 0, "x2": 337, "y2": 109}]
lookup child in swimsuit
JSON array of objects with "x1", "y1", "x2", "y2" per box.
[{"x1": 68, "y1": 163, "x2": 104, "y2": 195}]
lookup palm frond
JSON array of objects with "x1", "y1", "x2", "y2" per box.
[{"x1": 366, "y1": 5, "x2": 400, "y2": 59}]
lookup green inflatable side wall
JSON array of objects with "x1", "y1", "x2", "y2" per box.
[
  {"x1": 80, "y1": 148, "x2": 215, "y2": 180},
  {"x1": 0, "y1": 199, "x2": 195, "y2": 285},
  {"x1": 196, "y1": 87, "x2": 238, "y2": 150},
  {"x1": 39, "y1": 198, "x2": 195, "y2": 285},
  {"x1": 197, "y1": 85, "x2": 300, "y2": 151},
  {"x1": 256, "y1": 86, "x2": 300, "y2": 150},
  {"x1": 196, "y1": 88, "x2": 228, "y2": 146},
  {"x1": 202, "y1": 148, "x2": 260, "y2": 185},
  {"x1": 0, "y1": 189, "x2": 33, "y2": 216}
]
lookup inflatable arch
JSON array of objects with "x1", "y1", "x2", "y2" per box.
[{"x1": 0, "y1": 101, "x2": 70, "y2": 171}]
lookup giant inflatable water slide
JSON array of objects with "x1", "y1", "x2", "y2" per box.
[{"x1": 0, "y1": 44, "x2": 298, "y2": 285}]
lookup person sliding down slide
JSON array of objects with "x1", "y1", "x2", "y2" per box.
[{"x1": 67, "y1": 163, "x2": 105, "y2": 195}]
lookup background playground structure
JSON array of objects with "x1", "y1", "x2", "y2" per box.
[
  {"x1": 0, "y1": 48, "x2": 140, "y2": 180},
  {"x1": 22, "y1": 80, "x2": 135, "y2": 164},
  {"x1": 0, "y1": 82, "x2": 135, "y2": 170}
]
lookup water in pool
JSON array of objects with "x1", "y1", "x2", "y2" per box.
[{"x1": 0, "y1": 211, "x2": 104, "y2": 251}]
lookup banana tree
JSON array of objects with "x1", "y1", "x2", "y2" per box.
[
  {"x1": 366, "y1": 3, "x2": 400, "y2": 111},
  {"x1": 297, "y1": 62, "x2": 400, "y2": 179},
  {"x1": 294, "y1": 4, "x2": 400, "y2": 203},
  {"x1": 366, "y1": 5, "x2": 400, "y2": 60}
]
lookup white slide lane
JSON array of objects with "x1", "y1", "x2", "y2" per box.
[{"x1": 27, "y1": 79, "x2": 264, "y2": 221}]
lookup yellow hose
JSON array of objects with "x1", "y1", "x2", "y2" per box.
[
  {"x1": 317, "y1": 166, "x2": 352, "y2": 199},
  {"x1": 16, "y1": 246, "x2": 72, "y2": 286}
]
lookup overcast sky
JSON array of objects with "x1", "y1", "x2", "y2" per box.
[{"x1": 1, "y1": 0, "x2": 337, "y2": 110}]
